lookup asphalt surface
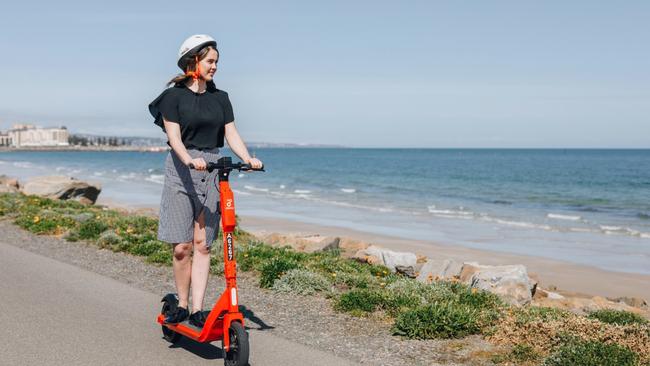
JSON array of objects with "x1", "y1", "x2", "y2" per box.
[{"x1": 0, "y1": 241, "x2": 359, "y2": 366}]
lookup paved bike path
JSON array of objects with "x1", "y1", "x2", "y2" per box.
[{"x1": 0, "y1": 242, "x2": 358, "y2": 366}]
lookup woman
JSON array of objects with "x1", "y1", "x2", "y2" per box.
[{"x1": 149, "y1": 34, "x2": 263, "y2": 327}]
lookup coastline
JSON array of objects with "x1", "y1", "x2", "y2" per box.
[
  {"x1": 0, "y1": 146, "x2": 169, "y2": 152},
  {"x1": 240, "y1": 215, "x2": 650, "y2": 301},
  {"x1": 95, "y1": 196, "x2": 650, "y2": 302}
]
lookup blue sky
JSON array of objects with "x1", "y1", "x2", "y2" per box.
[{"x1": 0, "y1": 1, "x2": 648, "y2": 147}]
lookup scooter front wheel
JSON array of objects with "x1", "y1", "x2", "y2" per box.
[{"x1": 223, "y1": 322, "x2": 249, "y2": 366}]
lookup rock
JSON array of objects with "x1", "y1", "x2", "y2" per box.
[
  {"x1": 351, "y1": 250, "x2": 383, "y2": 266},
  {"x1": 262, "y1": 233, "x2": 340, "y2": 253},
  {"x1": 395, "y1": 265, "x2": 416, "y2": 278},
  {"x1": 458, "y1": 262, "x2": 481, "y2": 282},
  {"x1": 534, "y1": 294, "x2": 646, "y2": 316},
  {"x1": 607, "y1": 296, "x2": 648, "y2": 309},
  {"x1": 416, "y1": 259, "x2": 463, "y2": 284},
  {"x1": 0, "y1": 175, "x2": 20, "y2": 193},
  {"x1": 352, "y1": 245, "x2": 417, "y2": 273},
  {"x1": 20, "y1": 175, "x2": 101, "y2": 204},
  {"x1": 0, "y1": 185, "x2": 19, "y2": 193},
  {"x1": 0, "y1": 175, "x2": 19, "y2": 188},
  {"x1": 528, "y1": 272, "x2": 540, "y2": 296},
  {"x1": 460, "y1": 263, "x2": 535, "y2": 306},
  {"x1": 547, "y1": 291, "x2": 565, "y2": 300},
  {"x1": 534, "y1": 288, "x2": 565, "y2": 300},
  {"x1": 337, "y1": 238, "x2": 370, "y2": 257}
]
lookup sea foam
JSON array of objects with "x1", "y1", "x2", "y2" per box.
[
  {"x1": 547, "y1": 213, "x2": 582, "y2": 221},
  {"x1": 244, "y1": 185, "x2": 269, "y2": 192},
  {"x1": 145, "y1": 174, "x2": 165, "y2": 185}
]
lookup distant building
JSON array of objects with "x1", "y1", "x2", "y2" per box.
[
  {"x1": 6, "y1": 124, "x2": 69, "y2": 147},
  {"x1": 0, "y1": 132, "x2": 10, "y2": 146}
]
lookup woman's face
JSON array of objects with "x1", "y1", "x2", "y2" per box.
[{"x1": 199, "y1": 48, "x2": 219, "y2": 81}]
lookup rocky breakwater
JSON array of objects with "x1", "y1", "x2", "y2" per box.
[
  {"x1": 0, "y1": 175, "x2": 20, "y2": 193},
  {"x1": 259, "y1": 232, "x2": 649, "y2": 316},
  {"x1": 0, "y1": 174, "x2": 101, "y2": 205}
]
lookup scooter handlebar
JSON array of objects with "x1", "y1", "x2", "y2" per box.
[{"x1": 188, "y1": 161, "x2": 265, "y2": 172}]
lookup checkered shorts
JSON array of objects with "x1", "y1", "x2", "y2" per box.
[{"x1": 157, "y1": 148, "x2": 221, "y2": 247}]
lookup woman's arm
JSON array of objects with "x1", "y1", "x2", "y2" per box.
[
  {"x1": 164, "y1": 120, "x2": 207, "y2": 170},
  {"x1": 224, "y1": 122, "x2": 263, "y2": 168}
]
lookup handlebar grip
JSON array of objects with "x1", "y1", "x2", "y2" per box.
[
  {"x1": 188, "y1": 163, "x2": 195, "y2": 169},
  {"x1": 242, "y1": 164, "x2": 265, "y2": 172}
]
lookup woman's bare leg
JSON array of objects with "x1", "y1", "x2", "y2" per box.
[
  {"x1": 190, "y1": 210, "x2": 211, "y2": 313},
  {"x1": 172, "y1": 242, "x2": 192, "y2": 309}
]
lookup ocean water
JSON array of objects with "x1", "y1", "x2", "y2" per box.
[{"x1": 1, "y1": 149, "x2": 649, "y2": 274}]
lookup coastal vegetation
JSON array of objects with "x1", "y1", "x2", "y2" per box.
[{"x1": 1, "y1": 191, "x2": 648, "y2": 365}]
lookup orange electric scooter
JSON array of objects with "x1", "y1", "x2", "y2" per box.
[{"x1": 157, "y1": 156, "x2": 264, "y2": 366}]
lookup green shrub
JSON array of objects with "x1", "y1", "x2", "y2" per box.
[
  {"x1": 259, "y1": 257, "x2": 301, "y2": 288},
  {"x1": 237, "y1": 241, "x2": 306, "y2": 272},
  {"x1": 207, "y1": 242, "x2": 224, "y2": 274},
  {"x1": 514, "y1": 306, "x2": 571, "y2": 326},
  {"x1": 306, "y1": 251, "x2": 388, "y2": 276},
  {"x1": 542, "y1": 340, "x2": 639, "y2": 366},
  {"x1": 128, "y1": 240, "x2": 166, "y2": 256},
  {"x1": 454, "y1": 284, "x2": 502, "y2": 310},
  {"x1": 587, "y1": 309, "x2": 648, "y2": 326},
  {"x1": 97, "y1": 230, "x2": 122, "y2": 248},
  {"x1": 15, "y1": 215, "x2": 58, "y2": 234},
  {"x1": 332, "y1": 271, "x2": 380, "y2": 290},
  {"x1": 492, "y1": 343, "x2": 541, "y2": 364},
  {"x1": 382, "y1": 279, "x2": 428, "y2": 314},
  {"x1": 76, "y1": 220, "x2": 109, "y2": 240},
  {"x1": 272, "y1": 269, "x2": 332, "y2": 295},
  {"x1": 146, "y1": 248, "x2": 172, "y2": 265},
  {"x1": 0, "y1": 193, "x2": 21, "y2": 216},
  {"x1": 335, "y1": 289, "x2": 386, "y2": 314},
  {"x1": 383, "y1": 293, "x2": 423, "y2": 315},
  {"x1": 392, "y1": 302, "x2": 481, "y2": 339}
]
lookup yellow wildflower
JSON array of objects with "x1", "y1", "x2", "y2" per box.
[{"x1": 33, "y1": 216, "x2": 40, "y2": 223}]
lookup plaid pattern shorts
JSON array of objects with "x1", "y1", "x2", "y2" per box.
[{"x1": 157, "y1": 148, "x2": 221, "y2": 248}]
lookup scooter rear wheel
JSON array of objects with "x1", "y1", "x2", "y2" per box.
[
  {"x1": 223, "y1": 322, "x2": 249, "y2": 366},
  {"x1": 161, "y1": 302, "x2": 182, "y2": 344}
]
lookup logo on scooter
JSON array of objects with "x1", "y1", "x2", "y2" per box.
[
  {"x1": 225, "y1": 199, "x2": 233, "y2": 210},
  {"x1": 226, "y1": 233, "x2": 233, "y2": 260}
]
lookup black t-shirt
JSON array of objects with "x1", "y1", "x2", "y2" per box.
[{"x1": 149, "y1": 83, "x2": 234, "y2": 149}]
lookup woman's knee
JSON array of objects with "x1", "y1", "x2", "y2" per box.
[
  {"x1": 173, "y1": 243, "x2": 192, "y2": 260},
  {"x1": 193, "y1": 238, "x2": 210, "y2": 255}
]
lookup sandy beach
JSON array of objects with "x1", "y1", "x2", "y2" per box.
[{"x1": 240, "y1": 215, "x2": 650, "y2": 301}]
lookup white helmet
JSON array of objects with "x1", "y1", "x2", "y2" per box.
[{"x1": 177, "y1": 34, "x2": 217, "y2": 70}]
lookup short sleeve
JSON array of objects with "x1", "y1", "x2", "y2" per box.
[
  {"x1": 222, "y1": 92, "x2": 234, "y2": 124},
  {"x1": 148, "y1": 88, "x2": 180, "y2": 131}
]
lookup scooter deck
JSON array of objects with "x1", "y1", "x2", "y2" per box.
[
  {"x1": 177, "y1": 319, "x2": 202, "y2": 333},
  {"x1": 158, "y1": 311, "x2": 227, "y2": 342}
]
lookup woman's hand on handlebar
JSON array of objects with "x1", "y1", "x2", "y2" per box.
[
  {"x1": 246, "y1": 157, "x2": 263, "y2": 170},
  {"x1": 187, "y1": 157, "x2": 207, "y2": 170}
]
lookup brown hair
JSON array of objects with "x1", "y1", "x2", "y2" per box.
[{"x1": 167, "y1": 46, "x2": 218, "y2": 86}]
